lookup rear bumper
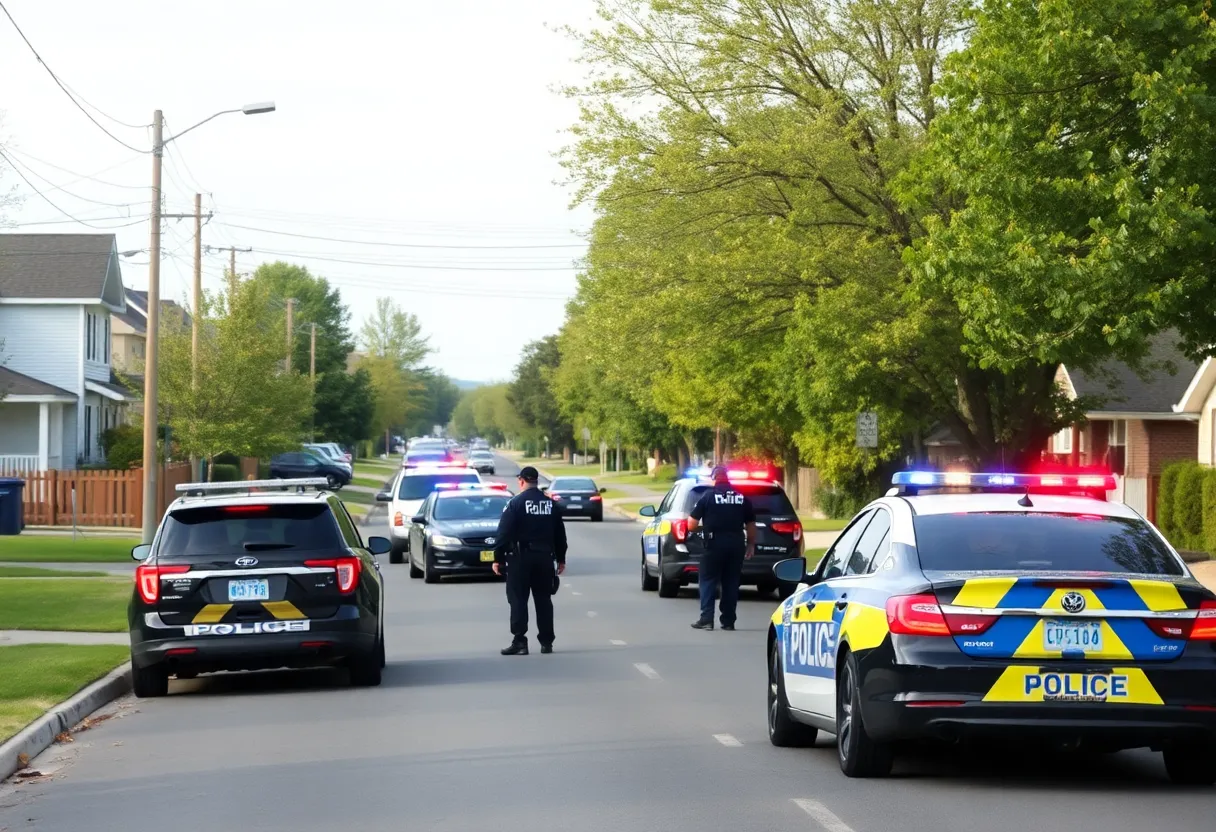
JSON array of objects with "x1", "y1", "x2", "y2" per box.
[
  {"x1": 130, "y1": 607, "x2": 376, "y2": 672},
  {"x1": 661, "y1": 555, "x2": 795, "y2": 585},
  {"x1": 558, "y1": 502, "x2": 602, "y2": 517}
]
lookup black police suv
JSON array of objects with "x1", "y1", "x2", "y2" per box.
[
  {"x1": 269, "y1": 450, "x2": 352, "y2": 489},
  {"x1": 128, "y1": 484, "x2": 388, "y2": 697},
  {"x1": 546, "y1": 476, "x2": 606, "y2": 522},
  {"x1": 640, "y1": 473, "x2": 802, "y2": 598},
  {"x1": 408, "y1": 487, "x2": 512, "y2": 582}
]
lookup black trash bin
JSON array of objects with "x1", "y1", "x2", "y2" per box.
[{"x1": 0, "y1": 477, "x2": 25, "y2": 535}]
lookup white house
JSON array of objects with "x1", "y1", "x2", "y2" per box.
[{"x1": 0, "y1": 233, "x2": 136, "y2": 473}]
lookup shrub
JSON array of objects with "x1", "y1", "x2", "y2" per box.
[
  {"x1": 209, "y1": 463, "x2": 240, "y2": 482},
  {"x1": 651, "y1": 463, "x2": 676, "y2": 481},
  {"x1": 213, "y1": 452, "x2": 240, "y2": 467},
  {"x1": 1173, "y1": 462, "x2": 1206, "y2": 550},
  {"x1": 1158, "y1": 462, "x2": 1182, "y2": 540},
  {"x1": 1202, "y1": 469, "x2": 1216, "y2": 555},
  {"x1": 814, "y1": 486, "x2": 865, "y2": 520},
  {"x1": 100, "y1": 424, "x2": 142, "y2": 470},
  {"x1": 257, "y1": 461, "x2": 271, "y2": 479}
]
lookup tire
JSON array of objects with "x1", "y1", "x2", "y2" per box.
[
  {"x1": 836, "y1": 651, "x2": 894, "y2": 777},
  {"x1": 349, "y1": 642, "x2": 383, "y2": 687},
  {"x1": 1163, "y1": 745, "x2": 1216, "y2": 786},
  {"x1": 423, "y1": 549, "x2": 439, "y2": 584},
  {"x1": 768, "y1": 638, "x2": 818, "y2": 747},
  {"x1": 657, "y1": 560, "x2": 680, "y2": 598},
  {"x1": 389, "y1": 542, "x2": 405, "y2": 564},
  {"x1": 592, "y1": 511, "x2": 603, "y2": 523},
  {"x1": 641, "y1": 556, "x2": 658, "y2": 591},
  {"x1": 378, "y1": 631, "x2": 387, "y2": 668},
  {"x1": 777, "y1": 581, "x2": 798, "y2": 601},
  {"x1": 756, "y1": 580, "x2": 778, "y2": 597},
  {"x1": 132, "y1": 662, "x2": 169, "y2": 698},
  {"x1": 325, "y1": 474, "x2": 339, "y2": 489},
  {"x1": 408, "y1": 555, "x2": 423, "y2": 579}
]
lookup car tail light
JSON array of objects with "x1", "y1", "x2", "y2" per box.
[
  {"x1": 135, "y1": 564, "x2": 190, "y2": 603},
  {"x1": 942, "y1": 610, "x2": 999, "y2": 635},
  {"x1": 1145, "y1": 618, "x2": 1193, "y2": 640},
  {"x1": 1189, "y1": 601, "x2": 1216, "y2": 641},
  {"x1": 551, "y1": 494, "x2": 563, "y2": 501},
  {"x1": 305, "y1": 557, "x2": 362, "y2": 593},
  {"x1": 886, "y1": 594, "x2": 951, "y2": 636},
  {"x1": 393, "y1": 512, "x2": 404, "y2": 527},
  {"x1": 770, "y1": 520, "x2": 802, "y2": 541},
  {"x1": 590, "y1": 494, "x2": 602, "y2": 502},
  {"x1": 672, "y1": 519, "x2": 689, "y2": 542},
  {"x1": 222, "y1": 505, "x2": 270, "y2": 514}
]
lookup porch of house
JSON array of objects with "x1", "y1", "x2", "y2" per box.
[{"x1": 0, "y1": 400, "x2": 70, "y2": 474}]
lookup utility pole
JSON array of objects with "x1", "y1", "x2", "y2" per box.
[
  {"x1": 140, "y1": 110, "x2": 164, "y2": 544},
  {"x1": 616, "y1": 430, "x2": 622, "y2": 473},
  {"x1": 285, "y1": 298, "x2": 295, "y2": 373},
  {"x1": 204, "y1": 245, "x2": 252, "y2": 295},
  {"x1": 190, "y1": 193, "x2": 202, "y2": 481},
  {"x1": 309, "y1": 322, "x2": 317, "y2": 442}
]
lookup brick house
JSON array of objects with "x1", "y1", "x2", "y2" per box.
[{"x1": 1053, "y1": 333, "x2": 1202, "y2": 521}]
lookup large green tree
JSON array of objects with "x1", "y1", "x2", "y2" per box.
[
  {"x1": 401, "y1": 369, "x2": 462, "y2": 438},
  {"x1": 907, "y1": 0, "x2": 1216, "y2": 368},
  {"x1": 359, "y1": 298, "x2": 432, "y2": 441},
  {"x1": 508, "y1": 336, "x2": 573, "y2": 451}
]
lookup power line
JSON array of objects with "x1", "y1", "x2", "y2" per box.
[
  {"x1": 243, "y1": 247, "x2": 582, "y2": 270},
  {"x1": 0, "y1": 0, "x2": 149, "y2": 154},
  {"x1": 0, "y1": 147, "x2": 137, "y2": 229},
  {"x1": 1, "y1": 151, "x2": 148, "y2": 209},
  {"x1": 213, "y1": 222, "x2": 588, "y2": 250},
  {"x1": 6, "y1": 215, "x2": 147, "y2": 229},
  {"x1": 212, "y1": 202, "x2": 586, "y2": 236},
  {"x1": 2, "y1": 147, "x2": 147, "y2": 190}
]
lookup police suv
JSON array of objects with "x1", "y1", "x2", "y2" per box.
[
  {"x1": 128, "y1": 478, "x2": 390, "y2": 697},
  {"x1": 377, "y1": 464, "x2": 483, "y2": 563},
  {"x1": 766, "y1": 471, "x2": 1216, "y2": 784}
]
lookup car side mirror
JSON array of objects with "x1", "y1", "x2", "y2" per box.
[
  {"x1": 773, "y1": 557, "x2": 809, "y2": 584},
  {"x1": 599, "y1": 487, "x2": 607, "y2": 494},
  {"x1": 131, "y1": 543, "x2": 152, "y2": 561},
  {"x1": 411, "y1": 514, "x2": 426, "y2": 525},
  {"x1": 539, "y1": 486, "x2": 548, "y2": 493},
  {"x1": 375, "y1": 491, "x2": 392, "y2": 502},
  {"x1": 365, "y1": 536, "x2": 392, "y2": 556},
  {"x1": 638, "y1": 505, "x2": 657, "y2": 517}
]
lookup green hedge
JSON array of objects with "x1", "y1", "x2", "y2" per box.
[
  {"x1": 1158, "y1": 463, "x2": 1181, "y2": 540},
  {"x1": 1159, "y1": 460, "x2": 1216, "y2": 555},
  {"x1": 209, "y1": 463, "x2": 241, "y2": 482},
  {"x1": 100, "y1": 425, "x2": 142, "y2": 470},
  {"x1": 1174, "y1": 462, "x2": 1206, "y2": 550},
  {"x1": 1203, "y1": 469, "x2": 1216, "y2": 554}
]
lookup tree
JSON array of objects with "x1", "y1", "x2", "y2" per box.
[
  {"x1": 906, "y1": 0, "x2": 1216, "y2": 369},
  {"x1": 360, "y1": 354, "x2": 420, "y2": 445},
  {"x1": 451, "y1": 384, "x2": 526, "y2": 444},
  {"x1": 401, "y1": 369, "x2": 461, "y2": 438},
  {"x1": 314, "y1": 367, "x2": 376, "y2": 448},
  {"x1": 361, "y1": 297, "x2": 430, "y2": 370},
  {"x1": 156, "y1": 278, "x2": 312, "y2": 475},
  {"x1": 508, "y1": 336, "x2": 573, "y2": 450}
]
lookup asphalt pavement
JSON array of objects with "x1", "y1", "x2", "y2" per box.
[{"x1": 1, "y1": 454, "x2": 1212, "y2": 831}]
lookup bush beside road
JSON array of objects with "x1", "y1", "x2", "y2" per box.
[{"x1": 0, "y1": 644, "x2": 129, "y2": 743}]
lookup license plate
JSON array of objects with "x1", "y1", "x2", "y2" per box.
[
  {"x1": 569, "y1": 496, "x2": 582, "y2": 501},
  {"x1": 1043, "y1": 619, "x2": 1102, "y2": 652},
  {"x1": 228, "y1": 578, "x2": 269, "y2": 602},
  {"x1": 480, "y1": 551, "x2": 495, "y2": 562}
]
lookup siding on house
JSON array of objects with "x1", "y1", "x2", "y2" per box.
[
  {"x1": 1144, "y1": 421, "x2": 1198, "y2": 475},
  {"x1": 83, "y1": 304, "x2": 112, "y2": 383},
  {"x1": 1199, "y1": 383, "x2": 1216, "y2": 466},
  {"x1": 0, "y1": 305, "x2": 82, "y2": 392},
  {"x1": 0, "y1": 403, "x2": 38, "y2": 454}
]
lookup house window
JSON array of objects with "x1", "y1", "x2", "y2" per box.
[
  {"x1": 104, "y1": 316, "x2": 111, "y2": 364},
  {"x1": 1051, "y1": 427, "x2": 1073, "y2": 455},
  {"x1": 1109, "y1": 420, "x2": 1127, "y2": 447},
  {"x1": 86, "y1": 314, "x2": 94, "y2": 361},
  {"x1": 1108, "y1": 420, "x2": 1127, "y2": 473}
]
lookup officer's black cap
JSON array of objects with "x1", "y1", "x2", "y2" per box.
[
  {"x1": 518, "y1": 466, "x2": 539, "y2": 483},
  {"x1": 709, "y1": 465, "x2": 729, "y2": 482}
]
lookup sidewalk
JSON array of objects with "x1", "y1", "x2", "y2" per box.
[
  {"x1": 0, "y1": 630, "x2": 127, "y2": 646},
  {"x1": 1191, "y1": 560, "x2": 1216, "y2": 593}
]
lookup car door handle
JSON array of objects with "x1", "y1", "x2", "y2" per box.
[{"x1": 835, "y1": 596, "x2": 849, "y2": 610}]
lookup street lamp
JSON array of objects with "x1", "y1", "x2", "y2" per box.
[{"x1": 140, "y1": 102, "x2": 276, "y2": 542}]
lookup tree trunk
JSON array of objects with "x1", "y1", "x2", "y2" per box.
[
  {"x1": 206, "y1": 455, "x2": 215, "y2": 483},
  {"x1": 782, "y1": 443, "x2": 801, "y2": 510}
]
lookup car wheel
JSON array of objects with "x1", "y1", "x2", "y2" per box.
[
  {"x1": 408, "y1": 553, "x2": 424, "y2": 579},
  {"x1": 1163, "y1": 744, "x2": 1216, "y2": 786},
  {"x1": 423, "y1": 548, "x2": 439, "y2": 584},
  {"x1": 132, "y1": 662, "x2": 169, "y2": 698},
  {"x1": 657, "y1": 559, "x2": 680, "y2": 598},
  {"x1": 389, "y1": 541, "x2": 405, "y2": 565},
  {"x1": 641, "y1": 556, "x2": 658, "y2": 591},
  {"x1": 836, "y1": 651, "x2": 894, "y2": 777},
  {"x1": 592, "y1": 510, "x2": 603, "y2": 523},
  {"x1": 756, "y1": 580, "x2": 778, "y2": 597},
  {"x1": 348, "y1": 642, "x2": 383, "y2": 687},
  {"x1": 769, "y1": 638, "x2": 818, "y2": 747},
  {"x1": 777, "y1": 580, "x2": 798, "y2": 601},
  {"x1": 378, "y1": 631, "x2": 387, "y2": 669},
  {"x1": 325, "y1": 474, "x2": 339, "y2": 489}
]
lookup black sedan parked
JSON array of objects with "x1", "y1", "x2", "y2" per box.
[
  {"x1": 269, "y1": 451, "x2": 352, "y2": 489},
  {"x1": 545, "y1": 477, "x2": 605, "y2": 521},
  {"x1": 408, "y1": 488, "x2": 512, "y2": 583}
]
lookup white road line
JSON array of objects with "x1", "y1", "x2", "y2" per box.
[
  {"x1": 633, "y1": 662, "x2": 661, "y2": 680},
  {"x1": 713, "y1": 733, "x2": 742, "y2": 747},
  {"x1": 572, "y1": 591, "x2": 583, "y2": 596},
  {"x1": 792, "y1": 799, "x2": 856, "y2": 832},
  {"x1": 610, "y1": 639, "x2": 627, "y2": 646},
  {"x1": 586, "y1": 611, "x2": 598, "y2": 618}
]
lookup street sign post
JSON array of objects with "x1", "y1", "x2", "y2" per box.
[{"x1": 856, "y1": 411, "x2": 878, "y2": 449}]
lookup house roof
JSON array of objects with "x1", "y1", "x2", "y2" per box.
[
  {"x1": 0, "y1": 234, "x2": 118, "y2": 301},
  {"x1": 119, "y1": 288, "x2": 191, "y2": 333},
  {"x1": 0, "y1": 366, "x2": 75, "y2": 398},
  {"x1": 1065, "y1": 331, "x2": 1202, "y2": 415}
]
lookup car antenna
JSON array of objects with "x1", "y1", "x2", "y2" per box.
[{"x1": 1017, "y1": 487, "x2": 1034, "y2": 508}]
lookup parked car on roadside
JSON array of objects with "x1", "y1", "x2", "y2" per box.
[{"x1": 270, "y1": 451, "x2": 352, "y2": 489}]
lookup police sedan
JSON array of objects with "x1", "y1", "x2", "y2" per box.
[
  {"x1": 407, "y1": 484, "x2": 511, "y2": 582},
  {"x1": 765, "y1": 471, "x2": 1216, "y2": 784}
]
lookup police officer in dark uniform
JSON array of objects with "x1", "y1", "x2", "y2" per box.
[
  {"x1": 686, "y1": 465, "x2": 756, "y2": 631},
  {"x1": 492, "y1": 466, "x2": 568, "y2": 655}
]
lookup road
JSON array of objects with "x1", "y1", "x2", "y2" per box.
[{"x1": 1, "y1": 455, "x2": 1212, "y2": 831}]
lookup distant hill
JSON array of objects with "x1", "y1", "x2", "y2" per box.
[{"x1": 452, "y1": 379, "x2": 485, "y2": 391}]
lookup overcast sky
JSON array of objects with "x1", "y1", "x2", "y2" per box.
[{"x1": 0, "y1": 0, "x2": 596, "y2": 382}]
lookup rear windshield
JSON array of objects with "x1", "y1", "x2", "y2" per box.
[
  {"x1": 552, "y1": 478, "x2": 597, "y2": 491},
  {"x1": 434, "y1": 495, "x2": 511, "y2": 520},
  {"x1": 157, "y1": 503, "x2": 341, "y2": 557},
  {"x1": 685, "y1": 485, "x2": 795, "y2": 515},
  {"x1": 912, "y1": 512, "x2": 1183, "y2": 575},
  {"x1": 398, "y1": 473, "x2": 480, "y2": 500}
]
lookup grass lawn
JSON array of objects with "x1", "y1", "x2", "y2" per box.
[
  {"x1": 339, "y1": 489, "x2": 374, "y2": 506},
  {"x1": 342, "y1": 501, "x2": 371, "y2": 516},
  {"x1": 797, "y1": 517, "x2": 848, "y2": 532},
  {"x1": 0, "y1": 535, "x2": 140, "y2": 563},
  {"x1": 0, "y1": 567, "x2": 109, "y2": 578},
  {"x1": 540, "y1": 462, "x2": 607, "y2": 478},
  {"x1": 601, "y1": 487, "x2": 663, "y2": 501},
  {"x1": 0, "y1": 644, "x2": 129, "y2": 742},
  {"x1": 607, "y1": 471, "x2": 678, "y2": 488},
  {"x1": 351, "y1": 475, "x2": 392, "y2": 490},
  {"x1": 0, "y1": 577, "x2": 130, "y2": 632},
  {"x1": 354, "y1": 462, "x2": 398, "y2": 480},
  {"x1": 615, "y1": 502, "x2": 653, "y2": 518}
]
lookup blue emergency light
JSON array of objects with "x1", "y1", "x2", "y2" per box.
[{"x1": 890, "y1": 471, "x2": 1115, "y2": 496}]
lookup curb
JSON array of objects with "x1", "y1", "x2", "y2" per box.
[
  {"x1": 1, "y1": 662, "x2": 131, "y2": 780},
  {"x1": 610, "y1": 505, "x2": 649, "y2": 524}
]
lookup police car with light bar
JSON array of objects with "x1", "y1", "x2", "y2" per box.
[
  {"x1": 406, "y1": 483, "x2": 512, "y2": 582},
  {"x1": 639, "y1": 465, "x2": 803, "y2": 598},
  {"x1": 377, "y1": 464, "x2": 484, "y2": 564},
  {"x1": 765, "y1": 470, "x2": 1216, "y2": 783},
  {"x1": 128, "y1": 478, "x2": 390, "y2": 697}
]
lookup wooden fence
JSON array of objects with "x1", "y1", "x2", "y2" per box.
[{"x1": 2, "y1": 464, "x2": 191, "y2": 528}]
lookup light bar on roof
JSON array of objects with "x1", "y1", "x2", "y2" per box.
[
  {"x1": 891, "y1": 471, "x2": 1116, "y2": 493},
  {"x1": 175, "y1": 478, "x2": 330, "y2": 493},
  {"x1": 435, "y1": 481, "x2": 508, "y2": 490}
]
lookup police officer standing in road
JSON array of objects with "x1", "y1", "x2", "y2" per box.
[
  {"x1": 492, "y1": 466, "x2": 568, "y2": 655},
  {"x1": 687, "y1": 466, "x2": 756, "y2": 631}
]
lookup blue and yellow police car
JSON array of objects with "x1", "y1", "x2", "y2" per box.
[{"x1": 766, "y1": 471, "x2": 1216, "y2": 783}]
